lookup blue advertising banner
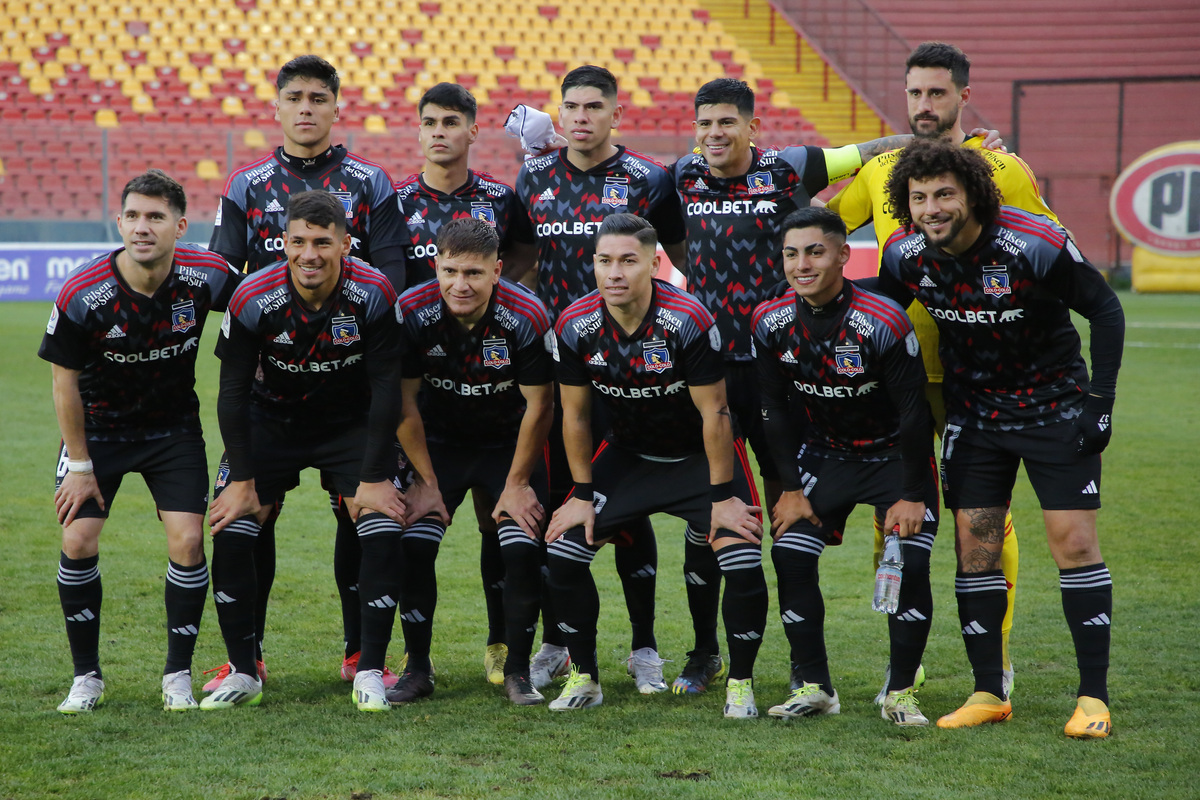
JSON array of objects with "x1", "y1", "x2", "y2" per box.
[{"x1": 0, "y1": 244, "x2": 116, "y2": 302}]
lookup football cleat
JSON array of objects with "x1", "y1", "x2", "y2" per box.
[
  {"x1": 1065, "y1": 696, "x2": 1111, "y2": 739},
  {"x1": 485, "y1": 643, "x2": 508, "y2": 686},
  {"x1": 936, "y1": 691, "x2": 1012, "y2": 728},
  {"x1": 352, "y1": 669, "x2": 390, "y2": 712},
  {"x1": 201, "y1": 659, "x2": 267, "y2": 693},
  {"x1": 384, "y1": 667, "x2": 435, "y2": 704},
  {"x1": 529, "y1": 643, "x2": 571, "y2": 690},
  {"x1": 723, "y1": 678, "x2": 758, "y2": 719},
  {"x1": 626, "y1": 647, "x2": 668, "y2": 694},
  {"x1": 199, "y1": 671, "x2": 262, "y2": 710},
  {"x1": 873, "y1": 662, "x2": 926, "y2": 705},
  {"x1": 58, "y1": 671, "x2": 105, "y2": 714},
  {"x1": 768, "y1": 682, "x2": 841, "y2": 719},
  {"x1": 548, "y1": 666, "x2": 603, "y2": 711},
  {"x1": 340, "y1": 652, "x2": 400, "y2": 689},
  {"x1": 503, "y1": 673, "x2": 545, "y2": 706},
  {"x1": 881, "y1": 687, "x2": 928, "y2": 727},
  {"x1": 671, "y1": 651, "x2": 726, "y2": 695},
  {"x1": 161, "y1": 670, "x2": 199, "y2": 712}
]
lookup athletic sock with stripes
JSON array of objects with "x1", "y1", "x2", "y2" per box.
[
  {"x1": 614, "y1": 518, "x2": 658, "y2": 652},
  {"x1": 210, "y1": 517, "x2": 261, "y2": 676},
  {"x1": 955, "y1": 569, "x2": 1008, "y2": 698},
  {"x1": 716, "y1": 541, "x2": 767, "y2": 681},
  {"x1": 545, "y1": 532, "x2": 601, "y2": 681},
  {"x1": 332, "y1": 503, "x2": 362, "y2": 658},
  {"x1": 356, "y1": 512, "x2": 403, "y2": 673},
  {"x1": 480, "y1": 526, "x2": 506, "y2": 647},
  {"x1": 58, "y1": 552, "x2": 102, "y2": 678},
  {"x1": 164, "y1": 559, "x2": 208, "y2": 674},
  {"x1": 397, "y1": 517, "x2": 444, "y2": 667},
  {"x1": 770, "y1": 536, "x2": 831, "y2": 693},
  {"x1": 887, "y1": 543, "x2": 933, "y2": 692},
  {"x1": 683, "y1": 528, "x2": 721, "y2": 655},
  {"x1": 497, "y1": 521, "x2": 541, "y2": 676},
  {"x1": 1060, "y1": 562, "x2": 1112, "y2": 703},
  {"x1": 251, "y1": 511, "x2": 277, "y2": 662}
]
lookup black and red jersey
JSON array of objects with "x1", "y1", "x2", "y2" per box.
[
  {"x1": 554, "y1": 280, "x2": 725, "y2": 459},
  {"x1": 209, "y1": 144, "x2": 407, "y2": 289},
  {"x1": 399, "y1": 277, "x2": 553, "y2": 448},
  {"x1": 878, "y1": 207, "x2": 1125, "y2": 430},
  {"x1": 753, "y1": 282, "x2": 925, "y2": 459},
  {"x1": 671, "y1": 146, "x2": 830, "y2": 362},
  {"x1": 514, "y1": 146, "x2": 686, "y2": 317},
  {"x1": 38, "y1": 244, "x2": 238, "y2": 441},
  {"x1": 394, "y1": 170, "x2": 531, "y2": 290}
]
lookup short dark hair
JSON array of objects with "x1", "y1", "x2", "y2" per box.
[
  {"x1": 906, "y1": 42, "x2": 970, "y2": 89},
  {"x1": 780, "y1": 207, "x2": 847, "y2": 243},
  {"x1": 121, "y1": 169, "x2": 186, "y2": 217},
  {"x1": 694, "y1": 78, "x2": 755, "y2": 118},
  {"x1": 561, "y1": 65, "x2": 618, "y2": 101},
  {"x1": 885, "y1": 137, "x2": 1001, "y2": 230},
  {"x1": 595, "y1": 213, "x2": 658, "y2": 250},
  {"x1": 419, "y1": 82, "x2": 477, "y2": 122},
  {"x1": 437, "y1": 217, "x2": 499, "y2": 260},
  {"x1": 277, "y1": 55, "x2": 340, "y2": 97},
  {"x1": 287, "y1": 190, "x2": 347, "y2": 234}
]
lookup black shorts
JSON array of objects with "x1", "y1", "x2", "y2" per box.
[
  {"x1": 780, "y1": 448, "x2": 939, "y2": 546},
  {"x1": 585, "y1": 438, "x2": 760, "y2": 540},
  {"x1": 428, "y1": 440, "x2": 550, "y2": 518},
  {"x1": 940, "y1": 421, "x2": 1102, "y2": 511},
  {"x1": 55, "y1": 433, "x2": 209, "y2": 519},
  {"x1": 724, "y1": 360, "x2": 778, "y2": 481}
]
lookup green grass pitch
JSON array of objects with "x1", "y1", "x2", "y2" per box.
[{"x1": 0, "y1": 294, "x2": 1197, "y2": 799}]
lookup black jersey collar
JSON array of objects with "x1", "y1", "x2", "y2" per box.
[
  {"x1": 277, "y1": 144, "x2": 343, "y2": 172},
  {"x1": 796, "y1": 280, "x2": 851, "y2": 318},
  {"x1": 419, "y1": 170, "x2": 476, "y2": 197}
]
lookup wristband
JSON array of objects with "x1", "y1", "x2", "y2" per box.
[
  {"x1": 709, "y1": 481, "x2": 734, "y2": 503},
  {"x1": 573, "y1": 483, "x2": 594, "y2": 503},
  {"x1": 66, "y1": 458, "x2": 94, "y2": 474}
]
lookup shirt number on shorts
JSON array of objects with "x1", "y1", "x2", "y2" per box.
[{"x1": 942, "y1": 424, "x2": 962, "y2": 461}]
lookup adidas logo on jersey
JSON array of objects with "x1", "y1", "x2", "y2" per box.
[
  {"x1": 693, "y1": 178, "x2": 709, "y2": 191},
  {"x1": 919, "y1": 275, "x2": 937, "y2": 288},
  {"x1": 962, "y1": 620, "x2": 988, "y2": 635},
  {"x1": 587, "y1": 353, "x2": 608, "y2": 366},
  {"x1": 265, "y1": 199, "x2": 285, "y2": 213},
  {"x1": 780, "y1": 350, "x2": 797, "y2": 364},
  {"x1": 538, "y1": 188, "x2": 554, "y2": 203},
  {"x1": 408, "y1": 211, "x2": 424, "y2": 225},
  {"x1": 1082, "y1": 613, "x2": 1111, "y2": 626},
  {"x1": 273, "y1": 332, "x2": 292, "y2": 345},
  {"x1": 1081, "y1": 480, "x2": 1099, "y2": 495},
  {"x1": 105, "y1": 324, "x2": 125, "y2": 338},
  {"x1": 426, "y1": 344, "x2": 446, "y2": 357}
]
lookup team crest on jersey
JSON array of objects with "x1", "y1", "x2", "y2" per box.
[
  {"x1": 642, "y1": 340, "x2": 672, "y2": 372},
  {"x1": 329, "y1": 191, "x2": 354, "y2": 219},
  {"x1": 482, "y1": 338, "x2": 511, "y2": 368},
  {"x1": 747, "y1": 172, "x2": 774, "y2": 195},
  {"x1": 834, "y1": 345, "x2": 864, "y2": 376},
  {"x1": 215, "y1": 463, "x2": 230, "y2": 490},
  {"x1": 982, "y1": 265, "x2": 1011, "y2": 296},
  {"x1": 601, "y1": 179, "x2": 629, "y2": 207},
  {"x1": 471, "y1": 202, "x2": 496, "y2": 226},
  {"x1": 331, "y1": 316, "x2": 361, "y2": 346},
  {"x1": 171, "y1": 301, "x2": 197, "y2": 333}
]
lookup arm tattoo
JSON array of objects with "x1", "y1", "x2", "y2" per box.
[{"x1": 857, "y1": 134, "x2": 913, "y2": 162}]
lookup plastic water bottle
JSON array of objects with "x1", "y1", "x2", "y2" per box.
[{"x1": 872, "y1": 528, "x2": 904, "y2": 614}]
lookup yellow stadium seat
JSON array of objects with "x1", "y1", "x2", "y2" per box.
[
  {"x1": 130, "y1": 93, "x2": 154, "y2": 113},
  {"x1": 28, "y1": 74, "x2": 51, "y2": 94},
  {"x1": 18, "y1": 59, "x2": 40, "y2": 79},
  {"x1": 119, "y1": 77, "x2": 141, "y2": 97},
  {"x1": 243, "y1": 128, "x2": 267, "y2": 148},
  {"x1": 94, "y1": 108, "x2": 118, "y2": 127},
  {"x1": 196, "y1": 159, "x2": 221, "y2": 181},
  {"x1": 363, "y1": 114, "x2": 386, "y2": 133},
  {"x1": 770, "y1": 90, "x2": 790, "y2": 108},
  {"x1": 177, "y1": 63, "x2": 199, "y2": 83},
  {"x1": 86, "y1": 62, "x2": 109, "y2": 79},
  {"x1": 222, "y1": 96, "x2": 245, "y2": 116},
  {"x1": 132, "y1": 63, "x2": 155, "y2": 81},
  {"x1": 188, "y1": 81, "x2": 211, "y2": 99},
  {"x1": 255, "y1": 81, "x2": 276, "y2": 101}
]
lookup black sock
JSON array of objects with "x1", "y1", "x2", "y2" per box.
[
  {"x1": 1060, "y1": 563, "x2": 1112, "y2": 703},
  {"x1": 211, "y1": 517, "x2": 262, "y2": 676},
  {"x1": 538, "y1": 540, "x2": 565, "y2": 647},
  {"x1": 716, "y1": 541, "x2": 767, "y2": 681},
  {"x1": 252, "y1": 511, "x2": 277, "y2": 662},
  {"x1": 771, "y1": 534, "x2": 831, "y2": 693},
  {"x1": 546, "y1": 530, "x2": 601, "y2": 681},
  {"x1": 332, "y1": 504, "x2": 361, "y2": 658},
  {"x1": 480, "y1": 526, "x2": 506, "y2": 646},
  {"x1": 955, "y1": 570, "x2": 1008, "y2": 698},
  {"x1": 683, "y1": 527, "x2": 721, "y2": 655},
  {"x1": 398, "y1": 519, "x2": 443, "y2": 671},
  {"x1": 164, "y1": 559, "x2": 208, "y2": 674},
  {"x1": 58, "y1": 552, "x2": 102, "y2": 678},
  {"x1": 497, "y1": 522, "x2": 541, "y2": 676},
  {"x1": 614, "y1": 518, "x2": 657, "y2": 652},
  {"x1": 887, "y1": 543, "x2": 933, "y2": 692},
  {"x1": 356, "y1": 513, "x2": 403, "y2": 673}
]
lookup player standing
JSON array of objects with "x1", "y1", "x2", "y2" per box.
[
  {"x1": 206, "y1": 55, "x2": 407, "y2": 689},
  {"x1": 390, "y1": 218, "x2": 555, "y2": 705},
  {"x1": 878, "y1": 139, "x2": 1123, "y2": 737},
  {"x1": 40, "y1": 170, "x2": 237, "y2": 712},
  {"x1": 546, "y1": 214, "x2": 768, "y2": 718},
  {"x1": 752, "y1": 208, "x2": 937, "y2": 727},
  {"x1": 203, "y1": 191, "x2": 407, "y2": 712}
]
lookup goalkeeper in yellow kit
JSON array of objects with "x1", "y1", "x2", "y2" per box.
[{"x1": 827, "y1": 42, "x2": 1061, "y2": 702}]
